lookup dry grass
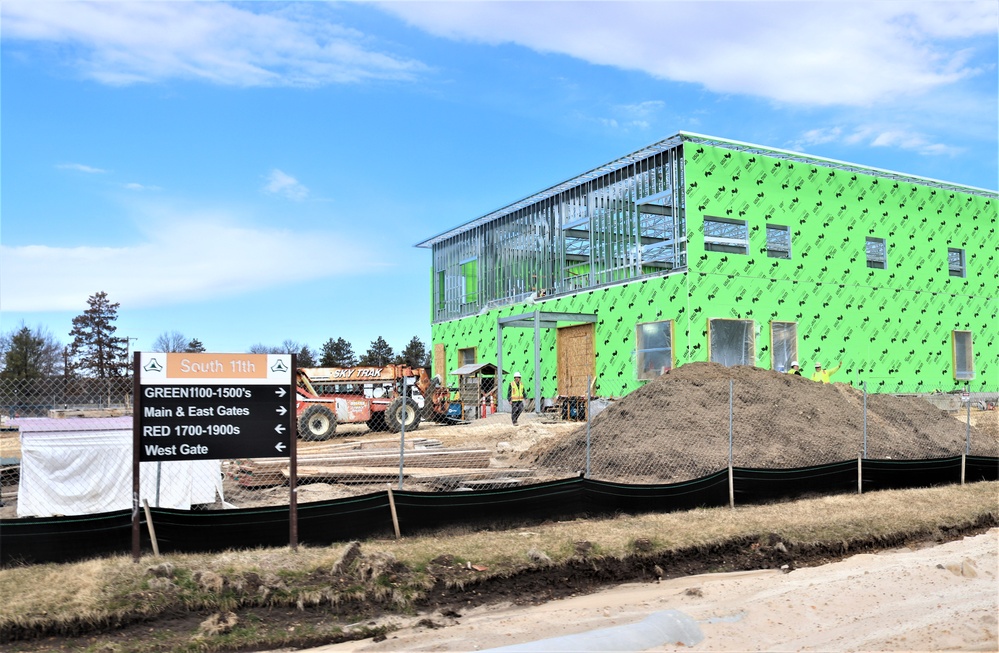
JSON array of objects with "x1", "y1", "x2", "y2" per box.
[
  {"x1": 370, "y1": 481, "x2": 999, "y2": 568},
  {"x1": 1, "y1": 481, "x2": 995, "y2": 647}
]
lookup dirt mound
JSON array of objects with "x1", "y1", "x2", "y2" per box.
[{"x1": 528, "y1": 362, "x2": 997, "y2": 483}]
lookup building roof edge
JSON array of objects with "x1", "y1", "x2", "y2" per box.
[{"x1": 416, "y1": 132, "x2": 997, "y2": 249}]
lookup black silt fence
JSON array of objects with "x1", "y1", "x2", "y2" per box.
[{"x1": 3, "y1": 456, "x2": 996, "y2": 566}]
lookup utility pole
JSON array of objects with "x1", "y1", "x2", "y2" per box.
[{"x1": 123, "y1": 337, "x2": 138, "y2": 375}]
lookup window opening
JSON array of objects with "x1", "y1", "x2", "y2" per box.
[
  {"x1": 458, "y1": 347, "x2": 477, "y2": 367},
  {"x1": 948, "y1": 248, "x2": 966, "y2": 278},
  {"x1": 704, "y1": 217, "x2": 748, "y2": 254},
  {"x1": 866, "y1": 237, "x2": 887, "y2": 269},
  {"x1": 708, "y1": 318, "x2": 755, "y2": 366},
  {"x1": 637, "y1": 195, "x2": 686, "y2": 271},
  {"x1": 770, "y1": 322, "x2": 797, "y2": 372},
  {"x1": 953, "y1": 331, "x2": 974, "y2": 380},
  {"x1": 460, "y1": 258, "x2": 478, "y2": 304},
  {"x1": 636, "y1": 320, "x2": 673, "y2": 380},
  {"x1": 766, "y1": 224, "x2": 791, "y2": 259}
]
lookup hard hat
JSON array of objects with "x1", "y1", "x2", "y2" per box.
[
  {"x1": 513, "y1": 371, "x2": 521, "y2": 377},
  {"x1": 815, "y1": 362, "x2": 822, "y2": 368},
  {"x1": 790, "y1": 361, "x2": 798, "y2": 367}
]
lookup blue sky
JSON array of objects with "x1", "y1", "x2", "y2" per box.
[{"x1": 2, "y1": 1, "x2": 996, "y2": 360}]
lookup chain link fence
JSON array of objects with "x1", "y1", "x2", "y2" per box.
[{"x1": 2, "y1": 371, "x2": 996, "y2": 519}]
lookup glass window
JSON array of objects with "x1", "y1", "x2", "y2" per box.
[
  {"x1": 704, "y1": 217, "x2": 748, "y2": 255},
  {"x1": 708, "y1": 318, "x2": 755, "y2": 366},
  {"x1": 636, "y1": 320, "x2": 673, "y2": 380},
  {"x1": 766, "y1": 224, "x2": 791, "y2": 259},
  {"x1": 948, "y1": 248, "x2": 966, "y2": 278},
  {"x1": 771, "y1": 322, "x2": 797, "y2": 372},
  {"x1": 866, "y1": 237, "x2": 887, "y2": 269},
  {"x1": 953, "y1": 331, "x2": 974, "y2": 380},
  {"x1": 458, "y1": 347, "x2": 477, "y2": 367}
]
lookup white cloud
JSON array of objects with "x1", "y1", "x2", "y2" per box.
[
  {"x1": 1, "y1": 2, "x2": 428, "y2": 87},
  {"x1": 795, "y1": 128, "x2": 844, "y2": 148},
  {"x1": 0, "y1": 212, "x2": 387, "y2": 312},
  {"x1": 123, "y1": 182, "x2": 160, "y2": 191},
  {"x1": 263, "y1": 169, "x2": 309, "y2": 201},
  {"x1": 791, "y1": 125, "x2": 961, "y2": 157},
  {"x1": 56, "y1": 162, "x2": 107, "y2": 174},
  {"x1": 378, "y1": 1, "x2": 996, "y2": 107}
]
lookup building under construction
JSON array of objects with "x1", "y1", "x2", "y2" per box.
[{"x1": 416, "y1": 132, "x2": 997, "y2": 407}]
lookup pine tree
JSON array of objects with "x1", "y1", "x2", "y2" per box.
[
  {"x1": 319, "y1": 337, "x2": 357, "y2": 367},
  {"x1": 397, "y1": 336, "x2": 430, "y2": 368},
  {"x1": 185, "y1": 338, "x2": 206, "y2": 353},
  {"x1": 359, "y1": 336, "x2": 394, "y2": 366},
  {"x1": 1, "y1": 326, "x2": 45, "y2": 379},
  {"x1": 297, "y1": 345, "x2": 316, "y2": 367},
  {"x1": 0, "y1": 323, "x2": 63, "y2": 379},
  {"x1": 69, "y1": 291, "x2": 128, "y2": 377}
]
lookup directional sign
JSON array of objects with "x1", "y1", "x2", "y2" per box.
[{"x1": 137, "y1": 353, "x2": 294, "y2": 461}]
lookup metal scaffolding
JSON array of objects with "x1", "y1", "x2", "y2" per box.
[{"x1": 420, "y1": 139, "x2": 687, "y2": 322}]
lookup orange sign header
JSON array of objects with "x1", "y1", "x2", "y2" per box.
[
  {"x1": 166, "y1": 353, "x2": 268, "y2": 379},
  {"x1": 139, "y1": 352, "x2": 292, "y2": 385}
]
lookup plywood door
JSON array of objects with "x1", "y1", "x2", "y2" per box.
[
  {"x1": 434, "y1": 344, "x2": 446, "y2": 381},
  {"x1": 557, "y1": 323, "x2": 595, "y2": 396}
]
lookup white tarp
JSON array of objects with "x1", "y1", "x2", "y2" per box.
[{"x1": 16, "y1": 418, "x2": 222, "y2": 517}]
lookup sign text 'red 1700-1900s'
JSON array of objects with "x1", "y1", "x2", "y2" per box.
[{"x1": 137, "y1": 353, "x2": 294, "y2": 462}]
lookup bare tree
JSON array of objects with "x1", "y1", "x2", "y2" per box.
[{"x1": 152, "y1": 331, "x2": 188, "y2": 352}]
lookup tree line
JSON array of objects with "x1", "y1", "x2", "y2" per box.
[{"x1": 0, "y1": 291, "x2": 430, "y2": 380}]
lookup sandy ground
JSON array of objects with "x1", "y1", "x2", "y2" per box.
[{"x1": 291, "y1": 528, "x2": 998, "y2": 653}]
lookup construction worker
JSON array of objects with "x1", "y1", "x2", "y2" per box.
[
  {"x1": 508, "y1": 372, "x2": 526, "y2": 426},
  {"x1": 811, "y1": 361, "x2": 841, "y2": 383},
  {"x1": 788, "y1": 361, "x2": 802, "y2": 376}
]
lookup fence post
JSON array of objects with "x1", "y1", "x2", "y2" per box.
[
  {"x1": 857, "y1": 456, "x2": 862, "y2": 494},
  {"x1": 585, "y1": 375, "x2": 592, "y2": 479},
  {"x1": 862, "y1": 381, "x2": 868, "y2": 460},
  {"x1": 728, "y1": 380, "x2": 734, "y2": 509},
  {"x1": 398, "y1": 385, "x2": 406, "y2": 491},
  {"x1": 965, "y1": 387, "x2": 971, "y2": 455},
  {"x1": 961, "y1": 453, "x2": 966, "y2": 486}
]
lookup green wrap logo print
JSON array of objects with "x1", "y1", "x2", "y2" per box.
[{"x1": 685, "y1": 143, "x2": 995, "y2": 390}]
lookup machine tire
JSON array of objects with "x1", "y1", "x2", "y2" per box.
[
  {"x1": 298, "y1": 404, "x2": 336, "y2": 441},
  {"x1": 384, "y1": 397, "x2": 421, "y2": 432},
  {"x1": 366, "y1": 413, "x2": 388, "y2": 432}
]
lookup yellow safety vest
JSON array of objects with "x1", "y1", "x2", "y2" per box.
[{"x1": 510, "y1": 381, "x2": 525, "y2": 402}]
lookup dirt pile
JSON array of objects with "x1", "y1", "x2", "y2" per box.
[{"x1": 528, "y1": 362, "x2": 997, "y2": 483}]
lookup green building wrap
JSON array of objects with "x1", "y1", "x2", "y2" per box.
[{"x1": 428, "y1": 136, "x2": 997, "y2": 399}]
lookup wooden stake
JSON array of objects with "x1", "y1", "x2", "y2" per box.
[
  {"x1": 142, "y1": 499, "x2": 160, "y2": 557},
  {"x1": 728, "y1": 465, "x2": 734, "y2": 509},
  {"x1": 386, "y1": 485, "x2": 401, "y2": 539}
]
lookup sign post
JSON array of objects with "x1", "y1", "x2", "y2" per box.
[{"x1": 133, "y1": 352, "x2": 296, "y2": 560}]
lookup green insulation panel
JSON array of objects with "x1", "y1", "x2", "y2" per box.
[
  {"x1": 684, "y1": 143, "x2": 996, "y2": 392},
  {"x1": 430, "y1": 140, "x2": 997, "y2": 396}
]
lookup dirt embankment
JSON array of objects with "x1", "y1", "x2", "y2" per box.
[{"x1": 529, "y1": 362, "x2": 998, "y2": 483}]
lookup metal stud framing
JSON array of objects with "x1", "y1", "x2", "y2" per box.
[{"x1": 423, "y1": 141, "x2": 686, "y2": 323}]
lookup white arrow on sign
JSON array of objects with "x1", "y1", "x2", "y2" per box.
[
  {"x1": 276, "y1": 405, "x2": 288, "y2": 415},
  {"x1": 275, "y1": 387, "x2": 287, "y2": 398},
  {"x1": 275, "y1": 442, "x2": 287, "y2": 453},
  {"x1": 274, "y1": 424, "x2": 286, "y2": 434}
]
